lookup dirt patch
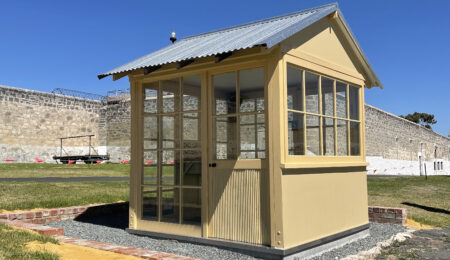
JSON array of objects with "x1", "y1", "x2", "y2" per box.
[
  {"x1": 405, "y1": 219, "x2": 437, "y2": 230},
  {"x1": 376, "y1": 227, "x2": 450, "y2": 259},
  {"x1": 27, "y1": 241, "x2": 143, "y2": 260}
]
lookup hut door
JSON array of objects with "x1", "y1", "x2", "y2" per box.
[{"x1": 207, "y1": 68, "x2": 269, "y2": 245}]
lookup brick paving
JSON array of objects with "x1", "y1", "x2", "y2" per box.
[
  {"x1": 57, "y1": 236, "x2": 199, "y2": 260},
  {"x1": 0, "y1": 219, "x2": 63, "y2": 236}
]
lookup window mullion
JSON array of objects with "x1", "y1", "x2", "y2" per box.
[
  {"x1": 157, "y1": 81, "x2": 162, "y2": 221},
  {"x1": 318, "y1": 75, "x2": 323, "y2": 156},
  {"x1": 178, "y1": 78, "x2": 183, "y2": 224},
  {"x1": 333, "y1": 80, "x2": 338, "y2": 155},
  {"x1": 346, "y1": 84, "x2": 350, "y2": 155},
  {"x1": 302, "y1": 70, "x2": 307, "y2": 155},
  {"x1": 236, "y1": 71, "x2": 241, "y2": 159}
]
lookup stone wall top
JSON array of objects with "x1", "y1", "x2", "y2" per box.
[
  {"x1": 365, "y1": 104, "x2": 449, "y2": 141},
  {"x1": 0, "y1": 85, "x2": 103, "y2": 112}
]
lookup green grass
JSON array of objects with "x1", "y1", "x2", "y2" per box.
[
  {"x1": 1, "y1": 164, "x2": 448, "y2": 229},
  {"x1": 0, "y1": 163, "x2": 130, "y2": 178},
  {"x1": 0, "y1": 222, "x2": 60, "y2": 260},
  {"x1": 0, "y1": 181, "x2": 129, "y2": 211},
  {"x1": 367, "y1": 176, "x2": 450, "y2": 227}
]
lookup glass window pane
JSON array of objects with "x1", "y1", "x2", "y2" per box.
[
  {"x1": 161, "y1": 187, "x2": 179, "y2": 223},
  {"x1": 183, "y1": 150, "x2": 201, "y2": 186},
  {"x1": 143, "y1": 151, "x2": 157, "y2": 185},
  {"x1": 350, "y1": 122, "x2": 360, "y2": 156},
  {"x1": 161, "y1": 78, "x2": 180, "y2": 113},
  {"x1": 143, "y1": 166, "x2": 157, "y2": 185},
  {"x1": 162, "y1": 115, "x2": 179, "y2": 148},
  {"x1": 214, "y1": 117, "x2": 237, "y2": 160},
  {"x1": 213, "y1": 72, "x2": 236, "y2": 115},
  {"x1": 256, "y1": 114, "x2": 266, "y2": 159},
  {"x1": 182, "y1": 113, "x2": 200, "y2": 149},
  {"x1": 161, "y1": 150, "x2": 180, "y2": 185},
  {"x1": 336, "y1": 82, "x2": 347, "y2": 118},
  {"x1": 144, "y1": 116, "x2": 158, "y2": 149},
  {"x1": 323, "y1": 118, "x2": 335, "y2": 156},
  {"x1": 287, "y1": 66, "x2": 303, "y2": 111},
  {"x1": 349, "y1": 85, "x2": 359, "y2": 120},
  {"x1": 239, "y1": 67, "x2": 264, "y2": 112},
  {"x1": 240, "y1": 115, "x2": 256, "y2": 159},
  {"x1": 305, "y1": 72, "x2": 319, "y2": 114},
  {"x1": 142, "y1": 186, "x2": 157, "y2": 220},
  {"x1": 182, "y1": 188, "x2": 201, "y2": 225},
  {"x1": 321, "y1": 77, "x2": 334, "y2": 116},
  {"x1": 288, "y1": 112, "x2": 305, "y2": 155},
  {"x1": 144, "y1": 82, "x2": 158, "y2": 113},
  {"x1": 306, "y1": 115, "x2": 320, "y2": 155},
  {"x1": 183, "y1": 75, "x2": 201, "y2": 111},
  {"x1": 337, "y1": 120, "x2": 348, "y2": 156}
]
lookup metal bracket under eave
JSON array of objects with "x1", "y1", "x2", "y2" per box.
[
  {"x1": 97, "y1": 74, "x2": 108, "y2": 80},
  {"x1": 215, "y1": 52, "x2": 233, "y2": 63},
  {"x1": 144, "y1": 65, "x2": 162, "y2": 75},
  {"x1": 177, "y1": 59, "x2": 195, "y2": 69},
  {"x1": 112, "y1": 72, "x2": 128, "y2": 81}
]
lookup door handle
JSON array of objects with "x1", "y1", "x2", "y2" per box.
[{"x1": 208, "y1": 163, "x2": 217, "y2": 167}]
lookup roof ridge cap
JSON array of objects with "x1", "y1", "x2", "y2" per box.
[{"x1": 180, "y1": 3, "x2": 338, "y2": 41}]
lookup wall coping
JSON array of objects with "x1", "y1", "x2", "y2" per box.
[
  {"x1": 365, "y1": 104, "x2": 450, "y2": 141},
  {"x1": 0, "y1": 84, "x2": 103, "y2": 104}
]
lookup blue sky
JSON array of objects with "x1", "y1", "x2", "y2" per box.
[{"x1": 1, "y1": 0, "x2": 449, "y2": 136}]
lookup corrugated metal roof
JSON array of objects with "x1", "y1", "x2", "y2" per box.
[{"x1": 99, "y1": 3, "x2": 338, "y2": 78}]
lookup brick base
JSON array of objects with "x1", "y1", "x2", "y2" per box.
[
  {"x1": 0, "y1": 202, "x2": 128, "y2": 224},
  {"x1": 0, "y1": 219, "x2": 64, "y2": 236},
  {"x1": 368, "y1": 206, "x2": 407, "y2": 225},
  {"x1": 0, "y1": 203, "x2": 406, "y2": 259}
]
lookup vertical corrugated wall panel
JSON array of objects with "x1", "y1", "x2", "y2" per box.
[{"x1": 209, "y1": 169, "x2": 269, "y2": 245}]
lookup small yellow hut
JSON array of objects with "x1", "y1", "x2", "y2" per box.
[{"x1": 99, "y1": 3, "x2": 382, "y2": 258}]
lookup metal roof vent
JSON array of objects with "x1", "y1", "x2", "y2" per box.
[{"x1": 170, "y1": 31, "x2": 177, "y2": 43}]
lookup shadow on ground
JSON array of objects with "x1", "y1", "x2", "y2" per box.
[
  {"x1": 401, "y1": 202, "x2": 450, "y2": 215},
  {"x1": 74, "y1": 204, "x2": 129, "y2": 230}
]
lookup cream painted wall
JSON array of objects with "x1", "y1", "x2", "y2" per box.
[
  {"x1": 278, "y1": 15, "x2": 369, "y2": 249},
  {"x1": 281, "y1": 171, "x2": 368, "y2": 249},
  {"x1": 281, "y1": 16, "x2": 365, "y2": 82}
]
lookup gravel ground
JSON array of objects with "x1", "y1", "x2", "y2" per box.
[
  {"x1": 47, "y1": 214, "x2": 406, "y2": 260},
  {"x1": 376, "y1": 227, "x2": 450, "y2": 260},
  {"x1": 310, "y1": 223, "x2": 407, "y2": 260}
]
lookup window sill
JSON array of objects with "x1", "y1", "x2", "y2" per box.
[{"x1": 280, "y1": 161, "x2": 368, "y2": 169}]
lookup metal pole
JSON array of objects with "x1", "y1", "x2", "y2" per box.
[
  {"x1": 424, "y1": 163, "x2": 427, "y2": 180},
  {"x1": 60, "y1": 138, "x2": 62, "y2": 157},
  {"x1": 89, "y1": 136, "x2": 92, "y2": 157}
]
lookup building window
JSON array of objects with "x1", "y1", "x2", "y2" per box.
[
  {"x1": 287, "y1": 64, "x2": 361, "y2": 156},
  {"x1": 212, "y1": 67, "x2": 266, "y2": 159},
  {"x1": 141, "y1": 75, "x2": 202, "y2": 225}
]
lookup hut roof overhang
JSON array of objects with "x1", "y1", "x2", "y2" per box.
[{"x1": 98, "y1": 3, "x2": 382, "y2": 88}]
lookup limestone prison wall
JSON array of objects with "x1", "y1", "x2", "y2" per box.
[
  {"x1": 0, "y1": 85, "x2": 449, "y2": 175},
  {"x1": 0, "y1": 85, "x2": 103, "y2": 163}
]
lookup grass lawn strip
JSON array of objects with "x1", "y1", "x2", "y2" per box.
[
  {"x1": 0, "y1": 222, "x2": 59, "y2": 260},
  {"x1": 367, "y1": 176, "x2": 450, "y2": 227},
  {"x1": 0, "y1": 181, "x2": 129, "y2": 212},
  {"x1": 0, "y1": 163, "x2": 130, "y2": 178}
]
